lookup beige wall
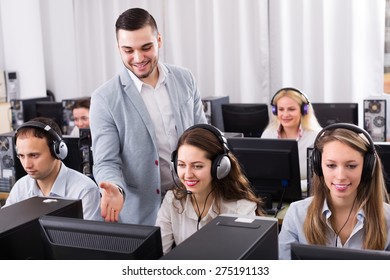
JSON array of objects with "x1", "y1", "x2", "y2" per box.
[{"x1": 0, "y1": 102, "x2": 12, "y2": 133}]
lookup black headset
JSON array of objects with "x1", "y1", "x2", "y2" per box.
[
  {"x1": 171, "y1": 124, "x2": 232, "y2": 180},
  {"x1": 271, "y1": 87, "x2": 310, "y2": 116},
  {"x1": 16, "y1": 120, "x2": 68, "y2": 160},
  {"x1": 311, "y1": 123, "x2": 377, "y2": 182}
]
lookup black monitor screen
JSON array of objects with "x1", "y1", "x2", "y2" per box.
[
  {"x1": 291, "y1": 243, "x2": 390, "y2": 260},
  {"x1": 222, "y1": 103, "x2": 269, "y2": 137},
  {"x1": 62, "y1": 136, "x2": 83, "y2": 173},
  {"x1": 227, "y1": 138, "x2": 301, "y2": 204},
  {"x1": 311, "y1": 103, "x2": 358, "y2": 127},
  {"x1": 39, "y1": 215, "x2": 163, "y2": 260},
  {"x1": 12, "y1": 97, "x2": 51, "y2": 122},
  {"x1": 35, "y1": 101, "x2": 64, "y2": 133},
  {"x1": 374, "y1": 142, "x2": 390, "y2": 195}
]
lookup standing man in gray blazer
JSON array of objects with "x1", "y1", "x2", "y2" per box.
[{"x1": 90, "y1": 8, "x2": 207, "y2": 225}]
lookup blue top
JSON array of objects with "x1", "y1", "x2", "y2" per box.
[
  {"x1": 279, "y1": 196, "x2": 390, "y2": 259},
  {"x1": 4, "y1": 163, "x2": 101, "y2": 221}
]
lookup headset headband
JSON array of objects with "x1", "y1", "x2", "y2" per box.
[
  {"x1": 16, "y1": 120, "x2": 68, "y2": 160},
  {"x1": 314, "y1": 123, "x2": 376, "y2": 154},
  {"x1": 270, "y1": 87, "x2": 310, "y2": 105}
]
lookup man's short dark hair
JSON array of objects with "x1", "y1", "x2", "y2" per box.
[{"x1": 115, "y1": 8, "x2": 158, "y2": 35}]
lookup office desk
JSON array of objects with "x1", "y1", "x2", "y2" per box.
[{"x1": 267, "y1": 203, "x2": 289, "y2": 225}]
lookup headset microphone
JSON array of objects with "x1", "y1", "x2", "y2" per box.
[{"x1": 170, "y1": 163, "x2": 193, "y2": 196}]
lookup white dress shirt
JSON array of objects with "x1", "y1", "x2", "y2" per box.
[{"x1": 128, "y1": 64, "x2": 177, "y2": 194}]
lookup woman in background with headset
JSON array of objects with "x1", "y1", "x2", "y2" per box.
[
  {"x1": 156, "y1": 124, "x2": 264, "y2": 255},
  {"x1": 261, "y1": 87, "x2": 322, "y2": 182},
  {"x1": 70, "y1": 98, "x2": 91, "y2": 137},
  {"x1": 278, "y1": 123, "x2": 390, "y2": 259}
]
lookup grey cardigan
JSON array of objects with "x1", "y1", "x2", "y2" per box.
[{"x1": 90, "y1": 64, "x2": 207, "y2": 225}]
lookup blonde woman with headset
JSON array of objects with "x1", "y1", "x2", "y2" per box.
[{"x1": 262, "y1": 87, "x2": 322, "y2": 187}]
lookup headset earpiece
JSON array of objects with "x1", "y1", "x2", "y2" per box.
[
  {"x1": 311, "y1": 147, "x2": 323, "y2": 177},
  {"x1": 271, "y1": 87, "x2": 310, "y2": 116},
  {"x1": 171, "y1": 149, "x2": 178, "y2": 177},
  {"x1": 54, "y1": 139, "x2": 68, "y2": 160},
  {"x1": 302, "y1": 103, "x2": 309, "y2": 116},
  {"x1": 16, "y1": 120, "x2": 68, "y2": 160},
  {"x1": 311, "y1": 123, "x2": 377, "y2": 182},
  {"x1": 171, "y1": 124, "x2": 232, "y2": 180}
]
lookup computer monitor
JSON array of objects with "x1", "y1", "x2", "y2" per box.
[
  {"x1": 62, "y1": 136, "x2": 83, "y2": 173},
  {"x1": 291, "y1": 243, "x2": 390, "y2": 260},
  {"x1": 35, "y1": 101, "x2": 64, "y2": 133},
  {"x1": 39, "y1": 215, "x2": 163, "y2": 260},
  {"x1": 311, "y1": 103, "x2": 359, "y2": 127},
  {"x1": 0, "y1": 197, "x2": 83, "y2": 259},
  {"x1": 162, "y1": 214, "x2": 279, "y2": 260},
  {"x1": 374, "y1": 142, "x2": 390, "y2": 195},
  {"x1": 227, "y1": 138, "x2": 302, "y2": 205},
  {"x1": 10, "y1": 97, "x2": 51, "y2": 130},
  {"x1": 222, "y1": 103, "x2": 269, "y2": 137}
]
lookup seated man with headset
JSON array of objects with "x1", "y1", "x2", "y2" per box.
[{"x1": 2, "y1": 117, "x2": 101, "y2": 220}]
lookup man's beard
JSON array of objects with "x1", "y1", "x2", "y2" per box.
[{"x1": 129, "y1": 56, "x2": 158, "y2": 80}]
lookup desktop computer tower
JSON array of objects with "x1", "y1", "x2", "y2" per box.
[
  {"x1": 0, "y1": 132, "x2": 27, "y2": 188},
  {"x1": 162, "y1": 214, "x2": 279, "y2": 260},
  {"x1": 364, "y1": 99, "x2": 387, "y2": 142},
  {"x1": 201, "y1": 96, "x2": 229, "y2": 131},
  {"x1": 0, "y1": 197, "x2": 83, "y2": 259},
  {"x1": 10, "y1": 96, "x2": 51, "y2": 130},
  {"x1": 0, "y1": 132, "x2": 17, "y2": 192}
]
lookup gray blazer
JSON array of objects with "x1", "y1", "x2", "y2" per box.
[{"x1": 90, "y1": 64, "x2": 207, "y2": 225}]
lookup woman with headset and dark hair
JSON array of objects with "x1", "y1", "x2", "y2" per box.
[
  {"x1": 156, "y1": 124, "x2": 264, "y2": 255},
  {"x1": 261, "y1": 87, "x2": 322, "y2": 183},
  {"x1": 278, "y1": 123, "x2": 390, "y2": 259}
]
